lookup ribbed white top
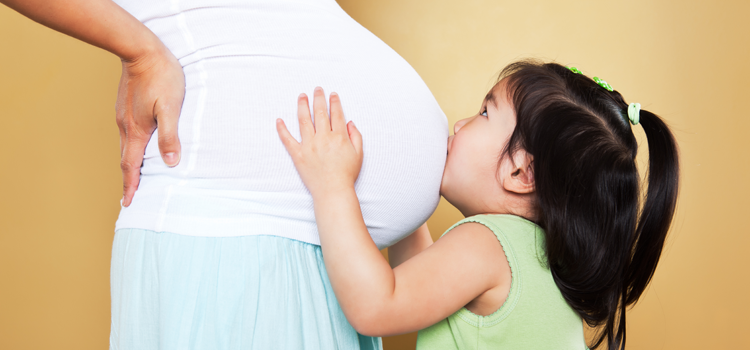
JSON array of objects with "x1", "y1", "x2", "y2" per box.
[{"x1": 113, "y1": 0, "x2": 448, "y2": 249}]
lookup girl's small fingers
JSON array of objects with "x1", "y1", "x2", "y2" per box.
[
  {"x1": 276, "y1": 118, "x2": 301, "y2": 155},
  {"x1": 297, "y1": 93, "x2": 314, "y2": 141},
  {"x1": 312, "y1": 86, "x2": 331, "y2": 132},
  {"x1": 347, "y1": 121, "x2": 363, "y2": 155},
  {"x1": 329, "y1": 92, "x2": 346, "y2": 133}
]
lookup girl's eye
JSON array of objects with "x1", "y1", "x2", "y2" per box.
[{"x1": 481, "y1": 107, "x2": 488, "y2": 117}]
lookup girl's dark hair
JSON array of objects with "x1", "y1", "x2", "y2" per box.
[{"x1": 498, "y1": 60, "x2": 679, "y2": 350}]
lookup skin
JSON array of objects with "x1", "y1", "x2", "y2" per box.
[
  {"x1": 276, "y1": 83, "x2": 537, "y2": 336},
  {"x1": 1, "y1": 0, "x2": 185, "y2": 207}
]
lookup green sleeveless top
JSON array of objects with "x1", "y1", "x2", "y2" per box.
[{"x1": 416, "y1": 215, "x2": 588, "y2": 350}]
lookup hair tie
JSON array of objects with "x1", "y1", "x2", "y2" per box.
[{"x1": 627, "y1": 103, "x2": 641, "y2": 125}]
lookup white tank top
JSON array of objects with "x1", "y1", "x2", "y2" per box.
[{"x1": 114, "y1": 0, "x2": 448, "y2": 248}]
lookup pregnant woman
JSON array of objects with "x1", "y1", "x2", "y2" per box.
[{"x1": 2, "y1": 0, "x2": 447, "y2": 349}]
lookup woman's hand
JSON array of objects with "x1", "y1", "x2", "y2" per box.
[
  {"x1": 276, "y1": 87, "x2": 363, "y2": 199},
  {"x1": 0, "y1": 0, "x2": 186, "y2": 207},
  {"x1": 116, "y1": 46, "x2": 185, "y2": 207}
]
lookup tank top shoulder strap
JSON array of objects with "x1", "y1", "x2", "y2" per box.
[{"x1": 440, "y1": 214, "x2": 544, "y2": 326}]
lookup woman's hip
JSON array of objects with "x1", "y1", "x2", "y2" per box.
[{"x1": 110, "y1": 229, "x2": 381, "y2": 350}]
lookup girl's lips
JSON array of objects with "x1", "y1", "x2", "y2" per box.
[{"x1": 447, "y1": 135, "x2": 454, "y2": 154}]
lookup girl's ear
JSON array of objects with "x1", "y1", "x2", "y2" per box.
[{"x1": 503, "y1": 151, "x2": 535, "y2": 194}]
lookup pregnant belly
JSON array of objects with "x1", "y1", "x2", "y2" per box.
[{"x1": 124, "y1": 1, "x2": 448, "y2": 247}]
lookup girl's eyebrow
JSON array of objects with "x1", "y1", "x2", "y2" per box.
[{"x1": 484, "y1": 91, "x2": 498, "y2": 107}]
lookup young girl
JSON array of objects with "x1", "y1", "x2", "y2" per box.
[{"x1": 275, "y1": 60, "x2": 679, "y2": 350}]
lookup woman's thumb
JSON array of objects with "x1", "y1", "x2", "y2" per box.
[{"x1": 155, "y1": 98, "x2": 182, "y2": 167}]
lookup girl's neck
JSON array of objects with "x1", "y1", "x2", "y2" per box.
[{"x1": 454, "y1": 193, "x2": 538, "y2": 222}]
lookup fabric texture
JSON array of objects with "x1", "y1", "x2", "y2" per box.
[
  {"x1": 416, "y1": 215, "x2": 588, "y2": 350},
  {"x1": 110, "y1": 228, "x2": 382, "y2": 350},
  {"x1": 112, "y1": 0, "x2": 448, "y2": 249}
]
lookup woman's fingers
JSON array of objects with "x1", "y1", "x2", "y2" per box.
[
  {"x1": 312, "y1": 86, "x2": 331, "y2": 132},
  {"x1": 115, "y1": 88, "x2": 152, "y2": 207},
  {"x1": 329, "y1": 92, "x2": 347, "y2": 133},
  {"x1": 120, "y1": 134, "x2": 149, "y2": 207},
  {"x1": 154, "y1": 94, "x2": 183, "y2": 167},
  {"x1": 115, "y1": 48, "x2": 185, "y2": 207}
]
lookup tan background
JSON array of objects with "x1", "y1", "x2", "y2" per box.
[{"x1": 1, "y1": 0, "x2": 748, "y2": 349}]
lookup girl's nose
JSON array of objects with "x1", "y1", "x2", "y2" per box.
[{"x1": 453, "y1": 117, "x2": 472, "y2": 134}]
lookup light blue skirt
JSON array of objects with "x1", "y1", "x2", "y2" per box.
[{"x1": 110, "y1": 229, "x2": 382, "y2": 350}]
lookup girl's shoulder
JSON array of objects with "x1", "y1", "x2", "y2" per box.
[
  {"x1": 442, "y1": 214, "x2": 547, "y2": 274},
  {"x1": 442, "y1": 214, "x2": 541, "y2": 240}
]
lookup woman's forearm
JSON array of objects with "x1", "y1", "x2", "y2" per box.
[{"x1": 1, "y1": 0, "x2": 163, "y2": 61}]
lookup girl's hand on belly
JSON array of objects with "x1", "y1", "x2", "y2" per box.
[{"x1": 276, "y1": 87, "x2": 363, "y2": 200}]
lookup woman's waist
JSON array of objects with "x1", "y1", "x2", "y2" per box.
[
  {"x1": 118, "y1": 179, "x2": 318, "y2": 242},
  {"x1": 118, "y1": 175, "x2": 442, "y2": 248},
  {"x1": 124, "y1": 178, "x2": 317, "y2": 222}
]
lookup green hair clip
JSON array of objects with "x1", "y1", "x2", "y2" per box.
[
  {"x1": 567, "y1": 66, "x2": 615, "y2": 92},
  {"x1": 569, "y1": 66, "x2": 633, "y2": 124},
  {"x1": 593, "y1": 77, "x2": 614, "y2": 92}
]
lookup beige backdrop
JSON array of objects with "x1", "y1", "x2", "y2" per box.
[{"x1": 1, "y1": 0, "x2": 748, "y2": 349}]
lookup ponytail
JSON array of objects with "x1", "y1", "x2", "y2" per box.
[
  {"x1": 625, "y1": 110, "x2": 680, "y2": 305},
  {"x1": 499, "y1": 61, "x2": 680, "y2": 350}
]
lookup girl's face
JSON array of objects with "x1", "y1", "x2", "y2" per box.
[{"x1": 441, "y1": 82, "x2": 519, "y2": 217}]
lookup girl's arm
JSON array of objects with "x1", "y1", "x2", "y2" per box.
[
  {"x1": 388, "y1": 223, "x2": 433, "y2": 268},
  {"x1": 1, "y1": 0, "x2": 185, "y2": 207},
  {"x1": 276, "y1": 89, "x2": 508, "y2": 336}
]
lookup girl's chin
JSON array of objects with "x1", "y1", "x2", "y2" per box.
[
  {"x1": 439, "y1": 185, "x2": 455, "y2": 206},
  {"x1": 439, "y1": 178, "x2": 449, "y2": 198}
]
